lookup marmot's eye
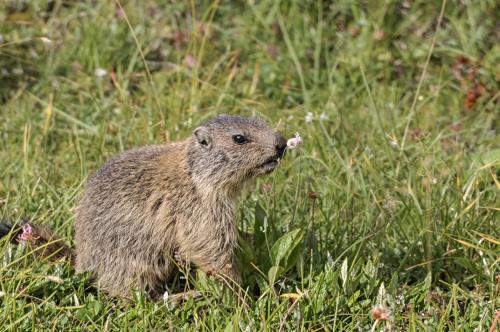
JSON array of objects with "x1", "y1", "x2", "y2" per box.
[{"x1": 232, "y1": 135, "x2": 247, "y2": 145}]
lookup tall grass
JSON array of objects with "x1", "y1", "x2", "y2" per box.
[{"x1": 0, "y1": 1, "x2": 498, "y2": 330}]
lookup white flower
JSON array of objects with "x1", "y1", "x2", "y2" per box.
[
  {"x1": 46, "y1": 276, "x2": 64, "y2": 284},
  {"x1": 387, "y1": 134, "x2": 398, "y2": 148},
  {"x1": 162, "y1": 288, "x2": 169, "y2": 302},
  {"x1": 94, "y1": 68, "x2": 108, "y2": 78},
  {"x1": 287, "y1": 132, "x2": 303, "y2": 149},
  {"x1": 319, "y1": 112, "x2": 328, "y2": 121},
  {"x1": 305, "y1": 112, "x2": 313, "y2": 124},
  {"x1": 39, "y1": 37, "x2": 52, "y2": 45}
]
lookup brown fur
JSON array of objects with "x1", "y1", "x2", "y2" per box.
[{"x1": 74, "y1": 115, "x2": 286, "y2": 297}]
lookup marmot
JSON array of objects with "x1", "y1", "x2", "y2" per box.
[{"x1": 2, "y1": 115, "x2": 286, "y2": 298}]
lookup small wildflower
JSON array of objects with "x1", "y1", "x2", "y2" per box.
[
  {"x1": 71, "y1": 62, "x2": 83, "y2": 71},
  {"x1": 171, "y1": 29, "x2": 189, "y2": 48},
  {"x1": 46, "y1": 276, "x2": 64, "y2": 284},
  {"x1": 287, "y1": 132, "x2": 303, "y2": 149},
  {"x1": 348, "y1": 26, "x2": 360, "y2": 37},
  {"x1": 94, "y1": 68, "x2": 108, "y2": 78},
  {"x1": 383, "y1": 197, "x2": 400, "y2": 212},
  {"x1": 395, "y1": 293, "x2": 405, "y2": 306},
  {"x1": 184, "y1": 54, "x2": 196, "y2": 68},
  {"x1": 373, "y1": 29, "x2": 385, "y2": 41},
  {"x1": 450, "y1": 122, "x2": 462, "y2": 132},
  {"x1": 410, "y1": 128, "x2": 423, "y2": 140},
  {"x1": 39, "y1": 37, "x2": 52, "y2": 45},
  {"x1": 116, "y1": 7, "x2": 126, "y2": 18},
  {"x1": 0, "y1": 35, "x2": 4, "y2": 44},
  {"x1": 163, "y1": 288, "x2": 169, "y2": 302},
  {"x1": 305, "y1": 112, "x2": 313, "y2": 124},
  {"x1": 17, "y1": 224, "x2": 35, "y2": 243},
  {"x1": 371, "y1": 304, "x2": 392, "y2": 321},
  {"x1": 261, "y1": 183, "x2": 273, "y2": 193},
  {"x1": 387, "y1": 134, "x2": 398, "y2": 148},
  {"x1": 308, "y1": 191, "x2": 319, "y2": 200},
  {"x1": 319, "y1": 112, "x2": 328, "y2": 121},
  {"x1": 266, "y1": 44, "x2": 278, "y2": 59}
]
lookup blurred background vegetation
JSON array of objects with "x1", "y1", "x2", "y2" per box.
[{"x1": 0, "y1": 0, "x2": 498, "y2": 330}]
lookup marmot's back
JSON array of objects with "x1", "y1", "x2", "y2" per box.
[{"x1": 74, "y1": 144, "x2": 187, "y2": 295}]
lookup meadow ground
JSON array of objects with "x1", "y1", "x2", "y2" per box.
[{"x1": 0, "y1": 1, "x2": 499, "y2": 330}]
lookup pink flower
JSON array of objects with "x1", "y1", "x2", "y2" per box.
[
  {"x1": 116, "y1": 7, "x2": 126, "y2": 18},
  {"x1": 371, "y1": 304, "x2": 392, "y2": 321},
  {"x1": 17, "y1": 224, "x2": 35, "y2": 243},
  {"x1": 287, "y1": 132, "x2": 303, "y2": 149},
  {"x1": 185, "y1": 54, "x2": 196, "y2": 68},
  {"x1": 261, "y1": 183, "x2": 273, "y2": 193}
]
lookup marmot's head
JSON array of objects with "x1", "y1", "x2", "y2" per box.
[{"x1": 187, "y1": 115, "x2": 286, "y2": 191}]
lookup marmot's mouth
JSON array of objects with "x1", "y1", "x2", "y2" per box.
[{"x1": 259, "y1": 156, "x2": 280, "y2": 170}]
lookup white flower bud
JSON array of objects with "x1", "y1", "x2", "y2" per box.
[{"x1": 287, "y1": 132, "x2": 303, "y2": 149}]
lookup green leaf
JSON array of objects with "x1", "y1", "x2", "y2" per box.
[
  {"x1": 270, "y1": 228, "x2": 304, "y2": 271},
  {"x1": 347, "y1": 290, "x2": 361, "y2": 307},
  {"x1": 268, "y1": 265, "x2": 284, "y2": 285},
  {"x1": 423, "y1": 271, "x2": 432, "y2": 292},
  {"x1": 86, "y1": 299, "x2": 101, "y2": 317},
  {"x1": 470, "y1": 149, "x2": 500, "y2": 168},
  {"x1": 376, "y1": 282, "x2": 386, "y2": 305},
  {"x1": 364, "y1": 259, "x2": 376, "y2": 279},
  {"x1": 237, "y1": 230, "x2": 255, "y2": 263},
  {"x1": 236, "y1": 231, "x2": 257, "y2": 283}
]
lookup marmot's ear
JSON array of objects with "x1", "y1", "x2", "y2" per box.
[{"x1": 193, "y1": 126, "x2": 212, "y2": 149}]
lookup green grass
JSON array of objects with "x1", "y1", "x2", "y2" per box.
[{"x1": 1, "y1": 0, "x2": 499, "y2": 330}]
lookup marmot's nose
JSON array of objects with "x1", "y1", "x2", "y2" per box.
[{"x1": 275, "y1": 134, "x2": 287, "y2": 159}]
